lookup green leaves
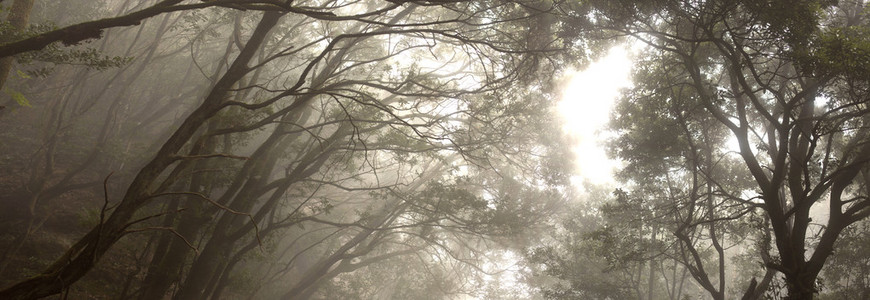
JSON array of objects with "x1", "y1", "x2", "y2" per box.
[
  {"x1": 16, "y1": 46, "x2": 132, "y2": 72},
  {"x1": 799, "y1": 25, "x2": 870, "y2": 79},
  {"x1": 15, "y1": 69, "x2": 30, "y2": 79},
  {"x1": 0, "y1": 20, "x2": 132, "y2": 75},
  {"x1": 3, "y1": 87, "x2": 31, "y2": 107}
]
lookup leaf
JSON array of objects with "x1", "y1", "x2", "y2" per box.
[
  {"x1": 6, "y1": 89, "x2": 32, "y2": 107},
  {"x1": 15, "y1": 69, "x2": 31, "y2": 79}
]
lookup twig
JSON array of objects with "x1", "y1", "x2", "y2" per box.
[
  {"x1": 93, "y1": 172, "x2": 114, "y2": 264},
  {"x1": 169, "y1": 153, "x2": 250, "y2": 161},
  {"x1": 100, "y1": 172, "x2": 114, "y2": 227},
  {"x1": 124, "y1": 227, "x2": 199, "y2": 255},
  {"x1": 147, "y1": 192, "x2": 264, "y2": 249},
  {"x1": 124, "y1": 208, "x2": 187, "y2": 228}
]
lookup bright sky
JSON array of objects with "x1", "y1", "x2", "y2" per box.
[
  {"x1": 557, "y1": 45, "x2": 633, "y2": 186},
  {"x1": 457, "y1": 46, "x2": 636, "y2": 300}
]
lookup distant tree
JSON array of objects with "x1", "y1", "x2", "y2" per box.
[
  {"x1": 601, "y1": 48, "x2": 774, "y2": 299},
  {"x1": 818, "y1": 218, "x2": 870, "y2": 299},
  {"x1": 525, "y1": 184, "x2": 649, "y2": 300},
  {"x1": 0, "y1": 0, "x2": 35, "y2": 93}
]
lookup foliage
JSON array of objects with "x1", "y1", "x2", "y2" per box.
[
  {"x1": 0, "y1": 1, "x2": 583, "y2": 299},
  {"x1": 819, "y1": 219, "x2": 870, "y2": 299},
  {"x1": 582, "y1": 0, "x2": 870, "y2": 298},
  {"x1": 0, "y1": 22, "x2": 131, "y2": 76}
]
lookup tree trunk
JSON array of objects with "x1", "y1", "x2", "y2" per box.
[
  {"x1": 785, "y1": 273, "x2": 816, "y2": 300},
  {"x1": 0, "y1": 0, "x2": 34, "y2": 95},
  {"x1": 0, "y1": 10, "x2": 283, "y2": 300},
  {"x1": 647, "y1": 227, "x2": 656, "y2": 300},
  {"x1": 138, "y1": 129, "x2": 216, "y2": 300}
]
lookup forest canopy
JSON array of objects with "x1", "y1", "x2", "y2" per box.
[{"x1": 0, "y1": 0, "x2": 868, "y2": 300}]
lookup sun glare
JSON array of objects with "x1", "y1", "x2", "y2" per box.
[{"x1": 558, "y1": 45, "x2": 633, "y2": 186}]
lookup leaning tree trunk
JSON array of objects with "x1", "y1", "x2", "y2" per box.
[{"x1": 0, "y1": 10, "x2": 283, "y2": 300}]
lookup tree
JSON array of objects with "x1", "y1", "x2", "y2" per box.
[
  {"x1": 0, "y1": 0, "x2": 35, "y2": 94},
  {"x1": 0, "y1": 1, "x2": 582, "y2": 299},
  {"x1": 526, "y1": 184, "x2": 652, "y2": 300},
  {"x1": 587, "y1": 0, "x2": 870, "y2": 298},
  {"x1": 604, "y1": 47, "x2": 774, "y2": 299},
  {"x1": 818, "y1": 218, "x2": 870, "y2": 299}
]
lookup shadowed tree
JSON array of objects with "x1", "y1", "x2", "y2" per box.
[
  {"x1": 584, "y1": 0, "x2": 870, "y2": 298},
  {"x1": 0, "y1": 0, "x2": 585, "y2": 299}
]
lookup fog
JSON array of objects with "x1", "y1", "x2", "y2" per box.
[{"x1": 0, "y1": 1, "x2": 868, "y2": 300}]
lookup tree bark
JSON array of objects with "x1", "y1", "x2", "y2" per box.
[
  {"x1": 0, "y1": 0, "x2": 35, "y2": 102},
  {"x1": 0, "y1": 10, "x2": 283, "y2": 300}
]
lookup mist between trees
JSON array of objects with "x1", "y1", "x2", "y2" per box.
[{"x1": 0, "y1": 1, "x2": 868, "y2": 300}]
